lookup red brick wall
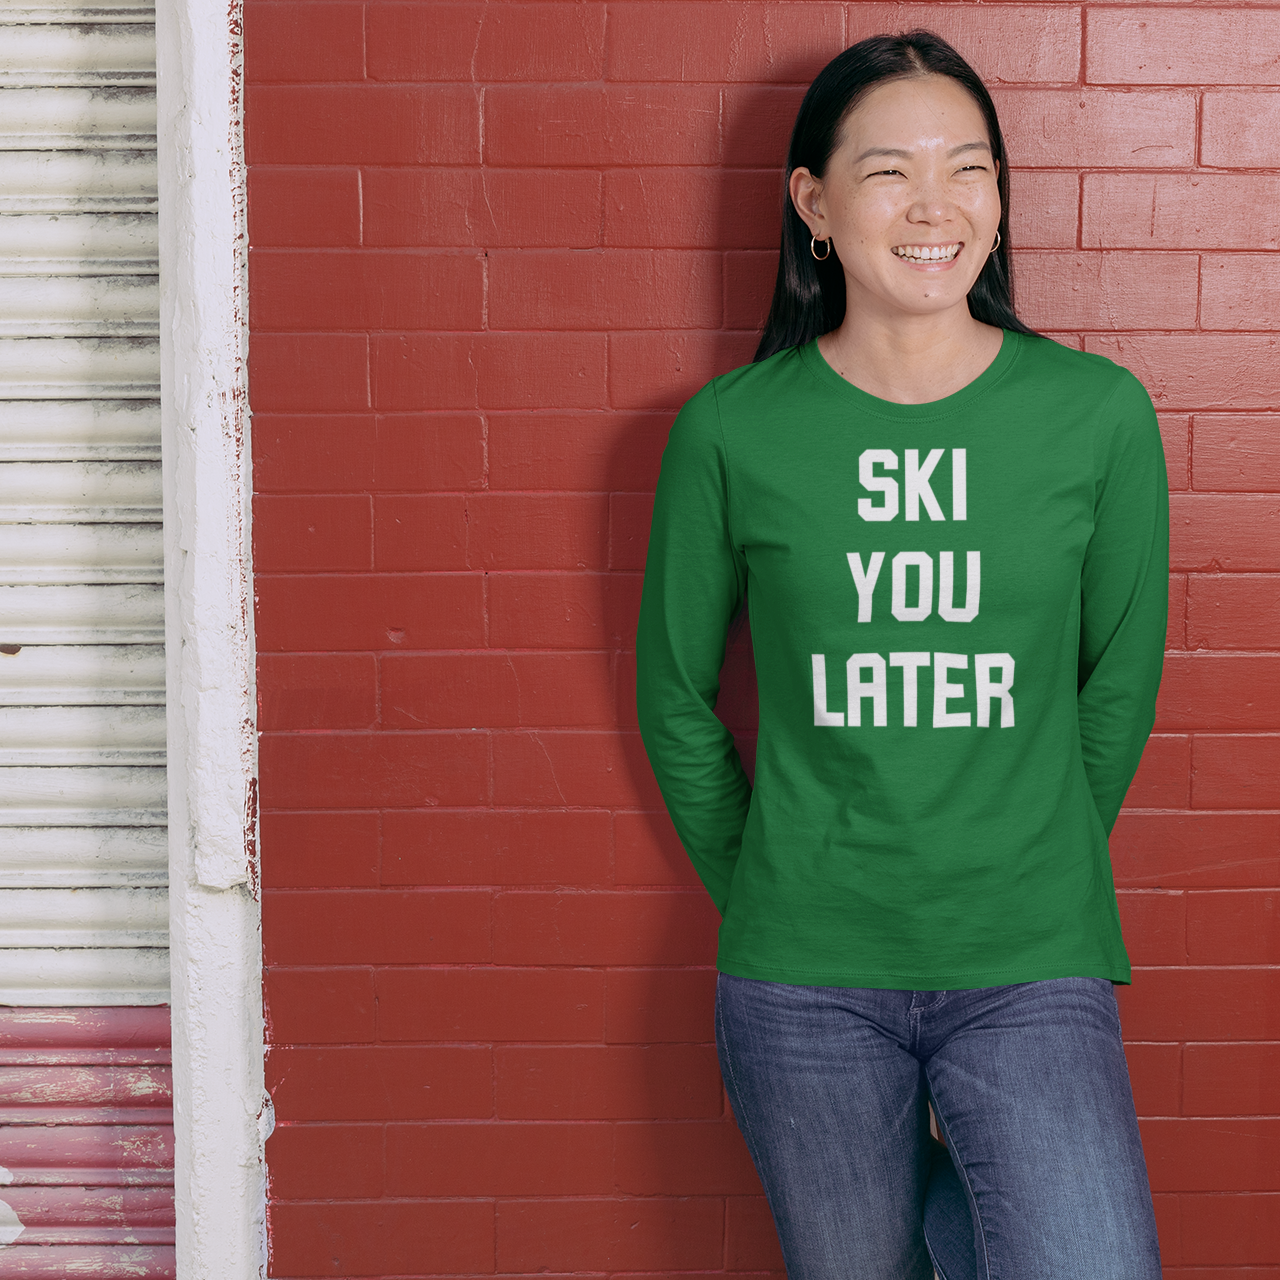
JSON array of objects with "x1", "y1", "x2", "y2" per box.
[{"x1": 245, "y1": 3, "x2": 1280, "y2": 1275}]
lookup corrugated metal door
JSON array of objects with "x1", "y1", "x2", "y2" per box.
[{"x1": 0, "y1": 0, "x2": 174, "y2": 1273}]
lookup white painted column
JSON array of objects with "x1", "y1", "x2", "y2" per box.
[{"x1": 156, "y1": 0, "x2": 265, "y2": 1274}]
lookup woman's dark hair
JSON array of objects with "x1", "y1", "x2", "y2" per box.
[{"x1": 755, "y1": 30, "x2": 1038, "y2": 362}]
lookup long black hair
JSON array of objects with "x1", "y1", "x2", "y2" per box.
[{"x1": 754, "y1": 30, "x2": 1038, "y2": 363}]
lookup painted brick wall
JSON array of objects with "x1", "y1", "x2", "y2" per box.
[{"x1": 244, "y1": 3, "x2": 1280, "y2": 1275}]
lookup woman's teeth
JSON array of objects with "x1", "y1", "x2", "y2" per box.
[{"x1": 893, "y1": 244, "x2": 961, "y2": 262}]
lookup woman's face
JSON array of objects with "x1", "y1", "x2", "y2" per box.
[{"x1": 791, "y1": 74, "x2": 1002, "y2": 324}]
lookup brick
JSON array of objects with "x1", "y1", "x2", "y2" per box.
[
  {"x1": 496, "y1": 1043, "x2": 722, "y2": 1121},
  {"x1": 724, "y1": 250, "x2": 777, "y2": 333},
  {"x1": 468, "y1": 493, "x2": 611, "y2": 570},
  {"x1": 485, "y1": 85, "x2": 720, "y2": 166},
  {"x1": 264, "y1": 966, "x2": 376, "y2": 1044},
  {"x1": 1143, "y1": 1119, "x2": 1280, "y2": 1192},
  {"x1": 243, "y1": 1, "x2": 364, "y2": 83},
  {"x1": 367, "y1": 2, "x2": 605, "y2": 82},
  {"x1": 380, "y1": 652, "x2": 615, "y2": 729},
  {"x1": 250, "y1": 249, "x2": 484, "y2": 331},
  {"x1": 604, "y1": 168, "x2": 783, "y2": 251},
  {"x1": 253, "y1": 414, "x2": 375, "y2": 492},
  {"x1": 372, "y1": 495, "x2": 468, "y2": 571},
  {"x1": 726, "y1": 1196, "x2": 786, "y2": 1271},
  {"x1": 487, "y1": 411, "x2": 669, "y2": 493},
  {"x1": 993, "y1": 88, "x2": 1195, "y2": 169},
  {"x1": 492, "y1": 730, "x2": 663, "y2": 807},
  {"x1": 1083, "y1": 174, "x2": 1280, "y2": 250},
  {"x1": 605, "y1": 967, "x2": 716, "y2": 1043},
  {"x1": 1168, "y1": 573, "x2": 1186, "y2": 649},
  {"x1": 614, "y1": 810, "x2": 701, "y2": 888},
  {"x1": 849, "y1": 4, "x2": 1081, "y2": 85},
  {"x1": 258, "y1": 650, "x2": 378, "y2": 733},
  {"x1": 266, "y1": 1123, "x2": 382, "y2": 1199},
  {"x1": 488, "y1": 572, "x2": 642, "y2": 649},
  {"x1": 489, "y1": 250, "x2": 722, "y2": 331},
  {"x1": 1180, "y1": 1194, "x2": 1280, "y2": 1266},
  {"x1": 268, "y1": 1043, "x2": 491, "y2": 1119},
  {"x1": 1193, "y1": 735, "x2": 1280, "y2": 809},
  {"x1": 1013, "y1": 251, "x2": 1197, "y2": 332},
  {"x1": 254, "y1": 572, "x2": 484, "y2": 652},
  {"x1": 374, "y1": 414, "x2": 485, "y2": 490},
  {"x1": 252, "y1": 493, "x2": 372, "y2": 572},
  {"x1": 1122, "y1": 1041, "x2": 1181, "y2": 1117},
  {"x1": 496, "y1": 1198, "x2": 723, "y2": 1272},
  {"x1": 387, "y1": 1122, "x2": 613, "y2": 1196},
  {"x1": 269, "y1": 1200, "x2": 494, "y2": 1275},
  {"x1": 1158, "y1": 416, "x2": 1190, "y2": 492},
  {"x1": 1155, "y1": 655, "x2": 1280, "y2": 731},
  {"x1": 1087, "y1": 9, "x2": 1280, "y2": 85},
  {"x1": 263, "y1": 888, "x2": 491, "y2": 964},
  {"x1": 1116, "y1": 891, "x2": 1186, "y2": 966},
  {"x1": 609, "y1": 330, "x2": 757, "y2": 410},
  {"x1": 247, "y1": 167, "x2": 360, "y2": 247},
  {"x1": 377, "y1": 966, "x2": 604, "y2": 1042},
  {"x1": 494, "y1": 890, "x2": 718, "y2": 965},
  {"x1": 1187, "y1": 574, "x2": 1280, "y2": 650},
  {"x1": 248, "y1": 333, "x2": 368, "y2": 412},
  {"x1": 723, "y1": 85, "x2": 806, "y2": 167},
  {"x1": 259, "y1": 809, "x2": 379, "y2": 887},
  {"x1": 1111, "y1": 812, "x2": 1280, "y2": 889},
  {"x1": 1194, "y1": 415, "x2": 1280, "y2": 491},
  {"x1": 246, "y1": 85, "x2": 480, "y2": 165},
  {"x1": 380, "y1": 809, "x2": 612, "y2": 886},
  {"x1": 372, "y1": 333, "x2": 608, "y2": 411},
  {"x1": 607, "y1": 2, "x2": 840, "y2": 83},
  {"x1": 1204, "y1": 91, "x2": 1280, "y2": 169},
  {"x1": 1179, "y1": 496, "x2": 1280, "y2": 575},
  {"x1": 259, "y1": 731, "x2": 487, "y2": 809},
  {"x1": 1116, "y1": 968, "x2": 1280, "y2": 1040},
  {"x1": 1187, "y1": 890, "x2": 1280, "y2": 964},
  {"x1": 363, "y1": 167, "x2": 602, "y2": 248},
  {"x1": 1202, "y1": 255, "x2": 1280, "y2": 332},
  {"x1": 1122, "y1": 734, "x2": 1190, "y2": 810},
  {"x1": 1184, "y1": 1044, "x2": 1280, "y2": 1117},
  {"x1": 363, "y1": 1, "x2": 479, "y2": 80},
  {"x1": 1088, "y1": 335, "x2": 1280, "y2": 412},
  {"x1": 1008, "y1": 170, "x2": 1078, "y2": 250},
  {"x1": 616, "y1": 1119, "x2": 760, "y2": 1195}
]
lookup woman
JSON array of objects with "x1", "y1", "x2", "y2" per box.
[{"x1": 635, "y1": 30, "x2": 1168, "y2": 1280}]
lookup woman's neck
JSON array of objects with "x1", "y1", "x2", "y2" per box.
[{"x1": 816, "y1": 307, "x2": 1005, "y2": 405}]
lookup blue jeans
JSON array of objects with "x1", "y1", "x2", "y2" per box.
[{"x1": 715, "y1": 973, "x2": 1161, "y2": 1280}]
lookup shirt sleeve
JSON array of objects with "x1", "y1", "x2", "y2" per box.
[
  {"x1": 1077, "y1": 370, "x2": 1170, "y2": 833},
  {"x1": 635, "y1": 381, "x2": 751, "y2": 913}
]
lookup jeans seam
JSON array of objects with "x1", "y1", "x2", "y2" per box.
[
  {"x1": 930, "y1": 1099, "x2": 993, "y2": 1280},
  {"x1": 714, "y1": 978, "x2": 771, "y2": 1200}
]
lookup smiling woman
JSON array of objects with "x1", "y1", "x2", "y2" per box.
[{"x1": 636, "y1": 29, "x2": 1171, "y2": 1280}]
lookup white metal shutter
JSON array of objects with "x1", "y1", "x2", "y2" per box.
[{"x1": 0, "y1": 0, "x2": 167, "y2": 1004}]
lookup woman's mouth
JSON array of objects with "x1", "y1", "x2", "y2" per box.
[{"x1": 892, "y1": 243, "x2": 962, "y2": 263}]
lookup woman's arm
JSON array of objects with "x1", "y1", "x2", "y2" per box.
[
  {"x1": 636, "y1": 383, "x2": 751, "y2": 913},
  {"x1": 1078, "y1": 371, "x2": 1171, "y2": 833}
]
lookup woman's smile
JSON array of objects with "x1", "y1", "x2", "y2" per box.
[{"x1": 892, "y1": 241, "x2": 964, "y2": 266}]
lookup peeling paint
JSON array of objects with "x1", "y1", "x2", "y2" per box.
[
  {"x1": 0, "y1": 1199, "x2": 22, "y2": 1248},
  {"x1": 157, "y1": 0, "x2": 264, "y2": 1269}
]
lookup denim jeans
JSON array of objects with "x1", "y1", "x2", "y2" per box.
[{"x1": 715, "y1": 973, "x2": 1162, "y2": 1280}]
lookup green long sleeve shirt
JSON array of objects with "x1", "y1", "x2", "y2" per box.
[{"x1": 636, "y1": 331, "x2": 1169, "y2": 989}]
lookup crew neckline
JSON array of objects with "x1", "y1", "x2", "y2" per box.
[{"x1": 798, "y1": 328, "x2": 1021, "y2": 422}]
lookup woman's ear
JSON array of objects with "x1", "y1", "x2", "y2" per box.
[{"x1": 789, "y1": 167, "x2": 825, "y2": 239}]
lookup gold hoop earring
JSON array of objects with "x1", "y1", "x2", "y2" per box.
[
  {"x1": 989, "y1": 229, "x2": 1002, "y2": 255},
  {"x1": 811, "y1": 235, "x2": 832, "y2": 261}
]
